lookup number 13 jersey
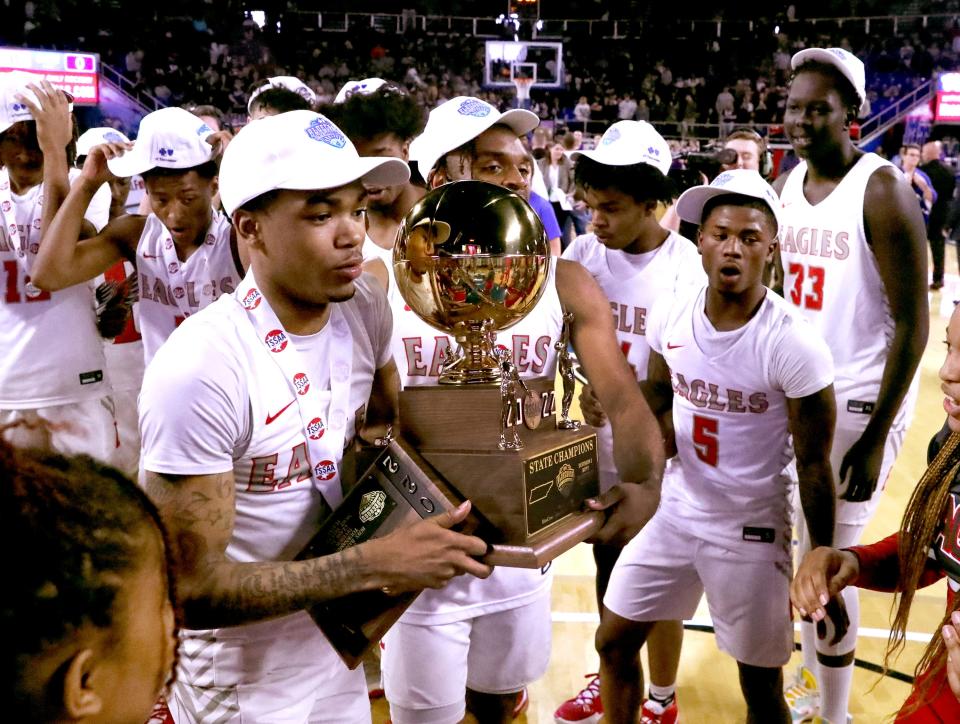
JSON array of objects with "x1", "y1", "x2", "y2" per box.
[
  {"x1": 779, "y1": 153, "x2": 915, "y2": 430},
  {"x1": 648, "y1": 286, "x2": 833, "y2": 556}
]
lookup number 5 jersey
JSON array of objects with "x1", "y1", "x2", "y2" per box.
[{"x1": 648, "y1": 286, "x2": 834, "y2": 557}]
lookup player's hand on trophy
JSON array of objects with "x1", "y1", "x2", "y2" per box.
[
  {"x1": 839, "y1": 431, "x2": 885, "y2": 502},
  {"x1": 790, "y1": 546, "x2": 859, "y2": 625},
  {"x1": 81, "y1": 142, "x2": 133, "y2": 187},
  {"x1": 584, "y1": 483, "x2": 659, "y2": 546},
  {"x1": 19, "y1": 80, "x2": 72, "y2": 154},
  {"x1": 371, "y1": 501, "x2": 493, "y2": 594},
  {"x1": 578, "y1": 383, "x2": 607, "y2": 427}
]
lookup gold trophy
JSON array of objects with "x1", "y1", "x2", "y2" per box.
[
  {"x1": 393, "y1": 180, "x2": 601, "y2": 567},
  {"x1": 301, "y1": 181, "x2": 601, "y2": 667}
]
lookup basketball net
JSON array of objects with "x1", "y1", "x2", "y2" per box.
[{"x1": 513, "y1": 77, "x2": 533, "y2": 102}]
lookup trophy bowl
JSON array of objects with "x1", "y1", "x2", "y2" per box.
[{"x1": 393, "y1": 180, "x2": 550, "y2": 384}]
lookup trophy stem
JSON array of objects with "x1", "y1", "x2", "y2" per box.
[{"x1": 439, "y1": 320, "x2": 501, "y2": 384}]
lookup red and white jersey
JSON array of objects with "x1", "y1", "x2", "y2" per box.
[
  {"x1": 0, "y1": 169, "x2": 112, "y2": 408},
  {"x1": 98, "y1": 260, "x2": 145, "y2": 393},
  {"x1": 779, "y1": 154, "x2": 917, "y2": 430},
  {"x1": 649, "y1": 286, "x2": 833, "y2": 558},
  {"x1": 563, "y1": 231, "x2": 705, "y2": 482},
  {"x1": 391, "y1": 257, "x2": 563, "y2": 388},
  {"x1": 136, "y1": 210, "x2": 240, "y2": 364},
  {"x1": 140, "y1": 272, "x2": 392, "y2": 564},
  {"x1": 389, "y1": 258, "x2": 562, "y2": 623}
]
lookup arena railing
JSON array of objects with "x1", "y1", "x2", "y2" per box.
[{"x1": 101, "y1": 63, "x2": 166, "y2": 112}]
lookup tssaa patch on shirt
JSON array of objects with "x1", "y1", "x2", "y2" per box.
[{"x1": 79, "y1": 370, "x2": 103, "y2": 385}]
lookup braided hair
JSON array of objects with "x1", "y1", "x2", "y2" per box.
[
  {"x1": 2, "y1": 432, "x2": 179, "y2": 716},
  {"x1": 886, "y1": 430, "x2": 960, "y2": 710}
]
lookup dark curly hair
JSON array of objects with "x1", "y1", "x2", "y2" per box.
[
  {"x1": 574, "y1": 154, "x2": 675, "y2": 206},
  {"x1": 248, "y1": 86, "x2": 313, "y2": 116},
  {"x1": 323, "y1": 86, "x2": 426, "y2": 144},
  {"x1": 2, "y1": 432, "x2": 179, "y2": 717}
]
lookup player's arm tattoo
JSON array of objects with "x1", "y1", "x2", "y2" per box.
[
  {"x1": 788, "y1": 386, "x2": 837, "y2": 549},
  {"x1": 143, "y1": 470, "x2": 383, "y2": 629}
]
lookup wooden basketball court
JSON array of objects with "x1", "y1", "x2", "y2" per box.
[{"x1": 372, "y1": 254, "x2": 954, "y2": 723}]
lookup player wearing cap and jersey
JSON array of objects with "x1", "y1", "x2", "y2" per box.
[
  {"x1": 377, "y1": 96, "x2": 666, "y2": 724},
  {"x1": 139, "y1": 110, "x2": 493, "y2": 723},
  {"x1": 775, "y1": 48, "x2": 929, "y2": 724},
  {"x1": 555, "y1": 121, "x2": 705, "y2": 724},
  {"x1": 324, "y1": 79, "x2": 426, "y2": 267},
  {"x1": 0, "y1": 71, "x2": 116, "y2": 461},
  {"x1": 598, "y1": 170, "x2": 837, "y2": 724},
  {"x1": 31, "y1": 106, "x2": 245, "y2": 366}
]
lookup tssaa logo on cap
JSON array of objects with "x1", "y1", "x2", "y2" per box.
[
  {"x1": 265, "y1": 329, "x2": 288, "y2": 353},
  {"x1": 103, "y1": 131, "x2": 125, "y2": 143},
  {"x1": 196, "y1": 123, "x2": 213, "y2": 137},
  {"x1": 713, "y1": 172, "x2": 734, "y2": 187},
  {"x1": 242, "y1": 288, "x2": 261, "y2": 310},
  {"x1": 602, "y1": 128, "x2": 621, "y2": 145},
  {"x1": 305, "y1": 117, "x2": 347, "y2": 148},
  {"x1": 307, "y1": 417, "x2": 326, "y2": 440},
  {"x1": 293, "y1": 372, "x2": 310, "y2": 396},
  {"x1": 458, "y1": 99, "x2": 491, "y2": 117},
  {"x1": 314, "y1": 459, "x2": 336, "y2": 480}
]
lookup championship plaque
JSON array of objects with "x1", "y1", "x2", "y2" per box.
[{"x1": 393, "y1": 181, "x2": 602, "y2": 567}]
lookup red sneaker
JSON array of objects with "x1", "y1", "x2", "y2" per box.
[
  {"x1": 554, "y1": 673, "x2": 603, "y2": 724},
  {"x1": 513, "y1": 687, "x2": 530, "y2": 718},
  {"x1": 641, "y1": 697, "x2": 679, "y2": 724}
]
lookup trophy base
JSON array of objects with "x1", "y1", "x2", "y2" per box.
[{"x1": 485, "y1": 509, "x2": 603, "y2": 567}]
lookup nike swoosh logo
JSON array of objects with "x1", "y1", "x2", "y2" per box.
[
  {"x1": 666, "y1": 342, "x2": 684, "y2": 350},
  {"x1": 265, "y1": 399, "x2": 296, "y2": 425},
  {"x1": 142, "y1": 253, "x2": 160, "y2": 259}
]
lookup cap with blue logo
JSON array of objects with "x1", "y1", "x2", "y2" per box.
[
  {"x1": 107, "y1": 107, "x2": 217, "y2": 178},
  {"x1": 675, "y1": 169, "x2": 783, "y2": 229},
  {"x1": 76, "y1": 127, "x2": 131, "y2": 157},
  {"x1": 334, "y1": 77, "x2": 389, "y2": 104},
  {"x1": 570, "y1": 121, "x2": 672, "y2": 176},
  {"x1": 0, "y1": 70, "x2": 75, "y2": 135},
  {"x1": 218, "y1": 110, "x2": 411, "y2": 216},
  {"x1": 409, "y1": 96, "x2": 540, "y2": 177}
]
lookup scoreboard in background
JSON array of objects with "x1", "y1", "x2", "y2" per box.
[
  {"x1": 0, "y1": 47, "x2": 100, "y2": 105},
  {"x1": 936, "y1": 72, "x2": 960, "y2": 122}
]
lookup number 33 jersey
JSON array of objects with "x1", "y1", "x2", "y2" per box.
[
  {"x1": 779, "y1": 153, "x2": 915, "y2": 430},
  {"x1": 648, "y1": 286, "x2": 833, "y2": 557}
]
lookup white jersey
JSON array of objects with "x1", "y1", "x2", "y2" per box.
[
  {"x1": 389, "y1": 258, "x2": 563, "y2": 623},
  {"x1": 139, "y1": 273, "x2": 392, "y2": 696},
  {"x1": 0, "y1": 168, "x2": 112, "y2": 408},
  {"x1": 649, "y1": 286, "x2": 833, "y2": 559},
  {"x1": 779, "y1": 154, "x2": 917, "y2": 431},
  {"x1": 361, "y1": 234, "x2": 393, "y2": 265},
  {"x1": 563, "y1": 231, "x2": 705, "y2": 483},
  {"x1": 136, "y1": 210, "x2": 240, "y2": 364}
]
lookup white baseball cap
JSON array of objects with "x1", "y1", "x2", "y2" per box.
[
  {"x1": 570, "y1": 121, "x2": 672, "y2": 176},
  {"x1": 76, "y1": 127, "x2": 131, "y2": 156},
  {"x1": 0, "y1": 70, "x2": 74, "y2": 134},
  {"x1": 409, "y1": 96, "x2": 539, "y2": 176},
  {"x1": 219, "y1": 110, "x2": 410, "y2": 216},
  {"x1": 107, "y1": 107, "x2": 217, "y2": 178},
  {"x1": 247, "y1": 76, "x2": 317, "y2": 112},
  {"x1": 334, "y1": 77, "x2": 389, "y2": 104},
  {"x1": 675, "y1": 169, "x2": 783, "y2": 229},
  {"x1": 791, "y1": 47, "x2": 867, "y2": 114}
]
